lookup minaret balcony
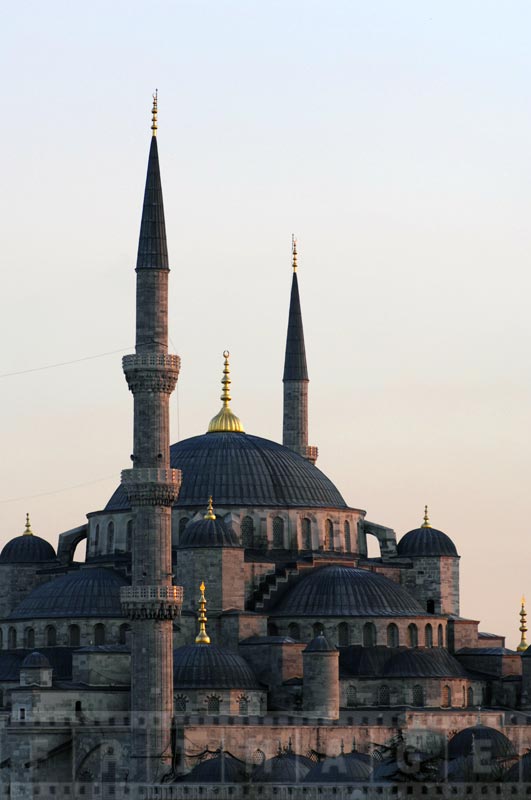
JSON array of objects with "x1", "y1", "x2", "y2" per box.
[
  {"x1": 122, "y1": 353, "x2": 181, "y2": 394},
  {"x1": 121, "y1": 467, "x2": 181, "y2": 507},
  {"x1": 120, "y1": 585, "x2": 184, "y2": 620}
]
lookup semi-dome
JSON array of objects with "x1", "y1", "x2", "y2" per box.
[
  {"x1": 9, "y1": 567, "x2": 127, "y2": 620},
  {"x1": 383, "y1": 648, "x2": 467, "y2": 678},
  {"x1": 272, "y1": 565, "x2": 423, "y2": 617},
  {"x1": 173, "y1": 644, "x2": 259, "y2": 689},
  {"x1": 397, "y1": 508, "x2": 458, "y2": 557},
  {"x1": 105, "y1": 432, "x2": 347, "y2": 511},
  {"x1": 179, "y1": 502, "x2": 240, "y2": 548},
  {"x1": 448, "y1": 725, "x2": 516, "y2": 760},
  {"x1": 181, "y1": 751, "x2": 247, "y2": 783},
  {"x1": 21, "y1": 651, "x2": 51, "y2": 669},
  {"x1": 0, "y1": 516, "x2": 56, "y2": 564},
  {"x1": 252, "y1": 752, "x2": 314, "y2": 783}
]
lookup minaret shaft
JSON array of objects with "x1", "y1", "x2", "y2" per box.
[{"x1": 120, "y1": 105, "x2": 183, "y2": 782}]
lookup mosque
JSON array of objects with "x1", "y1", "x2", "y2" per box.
[{"x1": 2, "y1": 98, "x2": 531, "y2": 797}]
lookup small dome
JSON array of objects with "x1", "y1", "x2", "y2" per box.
[
  {"x1": 304, "y1": 634, "x2": 335, "y2": 653},
  {"x1": 179, "y1": 513, "x2": 240, "y2": 549},
  {"x1": 182, "y1": 752, "x2": 247, "y2": 783},
  {"x1": 383, "y1": 648, "x2": 467, "y2": 678},
  {"x1": 397, "y1": 510, "x2": 457, "y2": 557},
  {"x1": 304, "y1": 753, "x2": 372, "y2": 783},
  {"x1": 21, "y1": 651, "x2": 51, "y2": 669},
  {"x1": 9, "y1": 567, "x2": 127, "y2": 620},
  {"x1": 504, "y1": 752, "x2": 531, "y2": 782},
  {"x1": 272, "y1": 566, "x2": 422, "y2": 617},
  {"x1": 0, "y1": 520, "x2": 56, "y2": 564},
  {"x1": 448, "y1": 725, "x2": 516, "y2": 761},
  {"x1": 252, "y1": 752, "x2": 314, "y2": 783},
  {"x1": 173, "y1": 644, "x2": 259, "y2": 690}
]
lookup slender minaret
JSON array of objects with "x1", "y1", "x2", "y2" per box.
[
  {"x1": 119, "y1": 94, "x2": 183, "y2": 783},
  {"x1": 282, "y1": 236, "x2": 318, "y2": 464},
  {"x1": 518, "y1": 597, "x2": 528, "y2": 652}
]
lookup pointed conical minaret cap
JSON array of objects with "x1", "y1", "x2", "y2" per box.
[
  {"x1": 207, "y1": 351, "x2": 244, "y2": 433},
  {"x1": 421, "y1": 505, "x2": 432, "y2": 529},
  {"x1": 195, "y1": 581, "x2": 211, "y2": 645},
  {"x1": 518, "y1": 596, "x2": 528, "y2": 652},
  {"x1": 23, "y1": 513, "x2": 34, "y2": 536}
]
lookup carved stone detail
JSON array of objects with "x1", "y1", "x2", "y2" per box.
[
  {"x1": 122, "y1": 353, "x2": 181, "y2": 394},
  {"x1": 120, "y1": 585, "x2": 183, "y2": 620},
  {"x1": 121, "y1": 468, "x2": 182, "y2": 507}
]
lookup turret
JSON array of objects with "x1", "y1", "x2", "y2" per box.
[
  {"x1": 282, "y1": 237, "x2": 318, "y2": 464},
  {"x1": 119, "y1": 94, "x2": 183, "y2": 782},
  {"x1": 302, "y1": 634, "x2": 339, "y2": 719}
]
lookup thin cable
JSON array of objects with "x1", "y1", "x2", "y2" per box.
[
  {"x1": 0, "y1": 347, "x2": 133, "y2": 379},
  {"x1": 0, "y1": 474, "x2": 118, "y2": 505}
]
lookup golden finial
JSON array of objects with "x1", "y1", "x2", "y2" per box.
[
  {"x1": 207, "y1": 351, "x2": 245, "y2": 433},
  {"x1": 195, "y1": 581, "x2": 211, "y2": 645},
  {"x1": 292, "y1": 234, "x2": 297, "y2": 272},
  {"x1": 151, "y1": 90, "x2": 158, "y2": 137},
  {"x1": 23, "y1": 513, "x2": 33, "y2": 536},
  {"x1": 204, "y1": 496, "x2": 216, "y2": 521},
  {"x1": 518, "y1": 596, "x2": 528, "y2": 652},
  {"x1": 421, "y1": 505, "x2": 431, "y2": 529}
]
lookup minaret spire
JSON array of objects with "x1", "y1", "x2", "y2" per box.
[
  {"x1": 119, "y1": 96, "x2": 183, "y2": 782},
  {"x1": 518, "y1": 596, "x2": 528, "y2": 652},
  {"x1": 282, "y1": 237, "x2": 317, "y2": 464}
]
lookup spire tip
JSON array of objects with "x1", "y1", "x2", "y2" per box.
[
  {"x1": 195, "y1": 581, "x2": 211, "y2": 644},
  {"x1": 292, "y1": 234, "x2": 297, "y2": 272},
  {"x1": 151, "y1": 90, "x2": 158, "y2": 137},
  {"x1": 421, "y1": 505, "x2": 431, "y2": 529}
]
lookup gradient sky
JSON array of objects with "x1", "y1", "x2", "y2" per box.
[{"x1": 1, "y1": 0, "x2": 531, "y2": 646}]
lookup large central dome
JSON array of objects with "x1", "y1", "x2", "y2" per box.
[{"x1": 106, "y1": 432, "x2": 347, "y2": 511}]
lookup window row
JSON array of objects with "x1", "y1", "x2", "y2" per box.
[
  {"x1": 174, "y1": 694, "x2": 250, "y2": 716},
  {"x1": 346, "y1": 684, "x2": 474, "y2": 708},
  {"x1": 1, "y1": 623, "x2": 131, "y2": 649},
  {"x1": 93, "y1": 520, "x2": 134, "y2": 554},
  {"x1": 276, "y1": 621, "x2": 445, "y2": 648}
]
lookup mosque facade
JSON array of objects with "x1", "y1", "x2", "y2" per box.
[{"x1": 1, "y1": 100, "x2": 531, "y2": 796}]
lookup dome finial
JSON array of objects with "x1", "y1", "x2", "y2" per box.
[
  {"x1": 207, "y1": 351, "x2": 245, "y2": 433},
  {"x1": 204, "y1": 496, "x2": 216, "y2": 520},
  {"x1": 151, "y1": 90, "x2": 158, "y2": 137},
  {"x1": 195, "y1": 581, "x2": 211, "y2": 645},
  {"x1": 23, "y1": 513, "x2": 33, "y2": 536},
  {"x1": 518, "y1": 596, "x2": 528, "y2": 652},
  {"x1": 421, "y1": 505, "x2": 431, "y2": 529},
  {"x1": 292, "y1": 234, "x2": 297, "y2": 272}
]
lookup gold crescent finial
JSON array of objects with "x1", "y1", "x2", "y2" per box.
[
  {"x1": 292, "y1": 234, "x2": 297, "y2": 272},
  {"x1": 421, "y1": 505, "x2": 431, "y2": 529},
  {"x1": 195, "y1": 581, "x2": 211, "y2": 645},
  {"x1": 151, "y1": 90, "x2": 158, "y2": 137},
  {"x1": 518, "y1": 596, "x2": 528, "y2": 652},
  {"x1": 23, "y1": 513, "x2": 33, "y2": 536},
  {"x1": 207, "y1": 351, "x2": 244, "y2": 433},
  {"x1": 204, "y1": 496, "x2": 216, "y2": 520}
]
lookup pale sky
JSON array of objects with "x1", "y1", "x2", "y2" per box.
[{"x1": 1, "y1": 0, "x2": 531, "y2": 646}]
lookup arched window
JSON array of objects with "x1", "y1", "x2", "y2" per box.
[
  {"x1": 0, "y1": 629, "x2": 3, "y2": 649},
  {"x1": 408, "y1": 623, "x2": 418, "y2": 648},
  {"x1": 45, "y1": 625, "x2": 56, "y2": 647},
  {"x1": 288, "y1": 622, "x2": 300, "y2": 640},
  {"x1": 467, "y1": 687, "x2": 474, "y2": 707},
  {"x1": 175, "y1": 694, "x2": 188, "y2": 714},
  {"x1": 126, "y1": 519, "x2": 133, "y2": 552},
  {"x1": 363, "y1": 622, "x2": 376, "y2": 647},
  {"x1": 437, "y1": 624, "x2": 444, "y2": 647},
  {"x1": 302, "y1": 518, "x2": 312, "y2": 550},
  {"x1": 75, "y1": 700, "x2": 82, "y2": 718},
  {"x1": 442, "y1": 685, "x2": 451, "y2": 708},
  {"x1": 427, "y1": 599, "x2": 435, "y2": 614},
  {"x1": 238, "y1": 695, "x2": 249, "y2": 715},
  {"x1": 346, "y1": 685, "x2": 357, "y2": 707},
  {"x1": 425, "y1": 624, "x2": 433, "y2": 648},
  {"x1": 325, "y1": 519, "x2": 334, "y2": 551},
  {"x1": 267, "y1": 622, "x2": 279, "y2": 636},
  {"x1": 313, "y1": 622, "x2": 324, "y2": 638},
  {"x1": 207, "y1": 695, "x2": 220, "y2": 715},
  {"x1": 378, "y1": 685, "x2": 390, "y2": 706},
  {"x1": 413, "y1": 685, "x2": 424, "y2": 707},
  {"x1": 272, "y1": 517, "x2": 284, "y2": 548},
  {"x1": 94, "y1": 523, "x2": 100, "y2": 552},
  {"x1": 179, "y1": 517, "x2": 189, "y2": 536},
  {"x1": 344, "y1": 520, "x2": 351, "y2": 552},
  {"x1": 338, "y1": 622, "x2": 349, "y2": 647},
  {"x1": 119, "y1": 623, "x2": 130, "y2": 645},
  {"x1": 24, "y1": 628, "x2": 35, "y2": 649},
  {"x1": 241, "y1": 516, "x2": 254, "y2": 548},
  {"x1": 69, "y1": 625, "x2": 80, "y2": 647},
  {"x1": 94, "y1": 623, "x2": 106, "y2": 646},
  {"x1": 462, "y1": 686, "x2": 466, "y2": 708},
  {"x1": 107, "y1": 521, "x2": 114, "y2": 553},
  {"x1": 387, "y1": 623, "x2": 399, "y2": 648}
]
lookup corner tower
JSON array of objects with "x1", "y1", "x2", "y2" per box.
[
  {"x1": 282, "y1": 237, "x2": 318, "y2": 464},
  {"x1": 119, "y1": 95, "x2": 183, "y2": 782}
]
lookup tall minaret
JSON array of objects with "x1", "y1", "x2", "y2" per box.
[
  {"x1": 120, "y1": 94, "x2": 183, "y2": 782},
  {"x1": 282, "y1": 236, "x2": 318, "y2": 464}
]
